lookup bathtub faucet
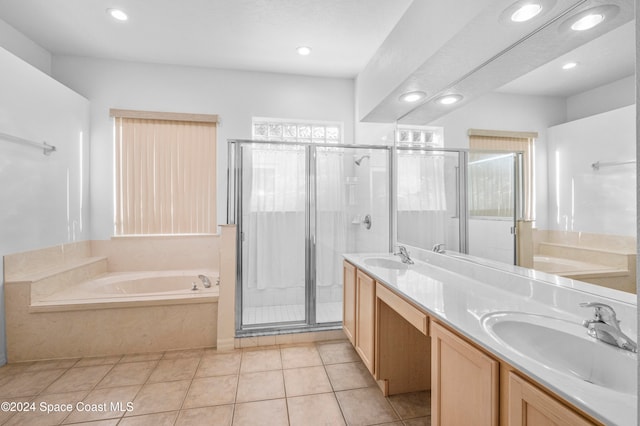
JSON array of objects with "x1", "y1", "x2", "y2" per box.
[{"x1": 198, "y1": 275, "x2": 212, "y2": 288}]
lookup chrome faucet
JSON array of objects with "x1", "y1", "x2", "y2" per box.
[
  {"x1": 198, "y1": 274, "x2": 212, "y2": 288},
  {"x1": 394, "y1": 245, "x2": 414, "y2": 264},
  {"x1": 580, "y1": 302, "x2": 637, "y2": 353},
  {"x1": 432, "y1": 243, "x2": 446, "y2": 254}
]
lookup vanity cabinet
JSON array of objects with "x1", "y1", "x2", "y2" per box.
[
  {"x1": 431, "y1": 320, "x2": 499, "y2": 426},
  {"x1": 342, "y1": 261, "x2": 356, "y2": 345},
  {"x1": 355, "y1": 268, "x2": 376, "y2": 374},
  {"x1": 507, "y1": 371, "x2": 595, "y2": 426},
  {"x1": 343, "y1": 261, "x2": 605, "y2": 426}
]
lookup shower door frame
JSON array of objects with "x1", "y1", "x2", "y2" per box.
[
  {"x1": 228, "y1": 139, "x2": 393, "y2": 336},
  {"x1": 394, "y1": 146, "x2": 470, "y2": 254},
  {"x1": 466, "y1": 149, "x2": 524, "y2": 265}
]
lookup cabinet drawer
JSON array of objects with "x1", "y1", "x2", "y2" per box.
[{"x1": 376, "y1": 283, "x2": 428, "y2": 335}]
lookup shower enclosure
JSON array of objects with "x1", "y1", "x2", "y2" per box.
[
  {"x1": 467, "y1": 151, "x2": 522, "y2": 264},
  {"x1": 395, "y1": 147, "x2": 467, "y2": 253},
  {"x1": 228, "y1": 140, "x2": 391, "y2": 335}
]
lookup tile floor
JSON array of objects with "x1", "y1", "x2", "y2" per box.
[
  {"x1": 242, "y1": 302, "x2": 343, "y2": 325},
  {"x1": 0, "y1": 340, "x2": 431, "y2": 425}
]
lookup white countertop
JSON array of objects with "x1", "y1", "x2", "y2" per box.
[{"x1": 344, "y1": 250, "x2": 637, "y2": 426}]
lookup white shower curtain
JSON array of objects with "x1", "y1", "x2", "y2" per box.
[
  {"x1": 244, "y1": 145, "x2": 306, "y2": 290},
  {"x1": 397, "y1": 152, "x2": 450, "y2": 248},
  {"x1": 243, "y1": 145, "x2": 346, "y2": 291},
  {"x1": 316, "y1": 149, "x2": 347, "y2": 288}
]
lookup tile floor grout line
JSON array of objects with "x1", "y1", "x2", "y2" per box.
[
  {"x1": 22, "y1": 358, "x2": 121, "y2": 425},
  {"x1": 174, "y1": 351, "x2": 205, "y2": 423},
  {"x1": 47, "y1": 359, "x2": 117, "y2": 425},
  {"x1": 110, "y1": 354, "x2": 163, "y2": 424},
  {"x1": 319, "y1": 347, "x2": 349, "y2": 426}
]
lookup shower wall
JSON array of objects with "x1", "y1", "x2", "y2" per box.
[
  {"x1": 0, "y1": 47, "x2": 91, "y2": 365},
  {"x1": 547, "y1": 105, "x2": 636, "y2": 236}
]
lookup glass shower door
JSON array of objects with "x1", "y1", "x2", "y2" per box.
[
  {"x1": 239, "y1": 143, "x2": 307, "y2": 327},
  {"x1": 232, "y1": 140, "x2": 392, "y2": 333},
  {"x1": 467, "y1": 151, "x2": 519, "y2": 264},
  {"x1": 396, "y1": 149, "x2": 463, "y2": 252}
]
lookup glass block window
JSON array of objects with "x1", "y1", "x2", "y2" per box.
[
  {"x1": 253, "y1": 117, "x2": 343, "y2": 144},
  {"x1": 396, "y1": 125, "x2": 443, "y2": 148}
]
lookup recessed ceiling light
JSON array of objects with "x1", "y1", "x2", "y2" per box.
[
  {"x1": 399, "y1": 91, "x2": 427, "y2": 103},
  {"x1": 499, "y1": 0, "x2": 556, "y2": 25},
  {"x1": 560, "y1": 5, "x2": 618, "y2": 34},
  {"x1": 297, "y1": 46, "x2": 312, "y2": 56},
  {"x1": 511, "y1": 4, "x2": 543, "y2": 22},
  {"x1": 107, "y1": 8, "x2": 128, "y2": 21},
  {"x1": 562, "y1": 62, "x2": 578, "y2": 70},
  {"x1": 437, "y1": 94, "x2": 463, "y2": 105},
  {"x1": 570, "y1": 13, "x2": 604, "y2": 31}
]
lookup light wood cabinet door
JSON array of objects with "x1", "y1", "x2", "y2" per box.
[
  {"x1": 431, "y1": 321, "x2": 499, "y2": 426},
  {"x1": 508, "y1": 372, "x2": 595, "y2": 426},
  {"x1": 355, "y1": 269, "x2": 376, "y2": 374},
  {"x1": 342, "y1": 261, "x2": 357, "y2": 345}
]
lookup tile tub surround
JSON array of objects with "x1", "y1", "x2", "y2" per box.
[
  {"x1": 345, "y1": 251, "x2": 637, "y2": 426},
  {"x1": 0, "y1": 341, "x2": 431, "y2": 425},
  {"x1": 531, "y1": 229, "x2": 636, "y2": 293},
  {"x1": 3, "y1": 236, "x2": 225, "y2": 362},
  {"x1": 5, "y1": 279, "x2": 219, "y2": 361}
]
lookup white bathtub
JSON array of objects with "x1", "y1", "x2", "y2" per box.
[
  {"x1": 33, "y1": 269, "x2": 219, "y2": 311},
  {"x1": 89, "y1": 270, "x2": 218, "y2": 295}
]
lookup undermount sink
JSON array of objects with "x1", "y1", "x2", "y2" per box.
[
  {"x1": 482, "y1": 311, "x2": 637, "y2": 395},
  {"x1": 363, "y1": 257, "x2": 408, "y2": 270}
]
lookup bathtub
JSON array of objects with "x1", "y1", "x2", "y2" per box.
[
  {"x1": 32, "y1": 269, "x2": 219, "y2": 312},
  {"x1": 6, "y1": 269, "x2": 221, "y2": 361}
]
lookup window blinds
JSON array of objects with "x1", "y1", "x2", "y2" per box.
[
  {"x1": 113, "y1": 114, "x2": 217, "y2": 234},
  {"x1": 468, "y1": 129, "x2": 536, "y2": 220}
]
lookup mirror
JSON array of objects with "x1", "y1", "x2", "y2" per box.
[{"x1": 397, "y1": 14, "x2": 636, "y2": 294}]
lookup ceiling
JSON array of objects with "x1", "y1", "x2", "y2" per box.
[
  {"x1": 0, "y1": 0, "x2": 413, "y2": 78},
  {"x1": 0, "y1": 0, "x2": 634, "y2": 120},
  {"x1": 498, "y1": 20, "x2": 635, "y2": 97},
  {"x1": 390, "y1": 0, "x2": 635, "y2": 125}
]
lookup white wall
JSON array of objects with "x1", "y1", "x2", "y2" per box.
[
  {"x1": 566, "y1": 75, "x2": 635, "y2": 122},
  {"x1": 0, "y1": 47, "x2": 91, "y2": 364},
  {"x1": 547, "y1": 105, "x2": 636, "y2": 236},
  {"x1": 0, "y1": 18, "x2": 51, "y2": 75},
  {"x1": 51, "y1": 56, "x2": 355, "y2": 240},
  {"x1": 430, "y1": 92, "x2": 568, "y2": 230}
]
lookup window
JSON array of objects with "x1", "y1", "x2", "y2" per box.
[
  {"x1": 252, "y1": 117, "x2": 343, "y2": 143},
  {"x1": 396, "y1": 125, "x2": 443, "y2": 148},
  {"x1": 396, "y1": 125, "x2": 447, "y2": 211},
  {"x1": 468, "y1": 129, "x2": 537, "y2": 220},
  {"x1": 111, "y1": 109, "x2": 217, "y2": 235},
  {"x1": 248, "y1": 117, "x2": 344, "y2": 213}
]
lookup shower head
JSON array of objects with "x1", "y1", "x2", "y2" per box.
[{"x1": 354, "y1": 155, "x2": 370, "y2": 166}]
